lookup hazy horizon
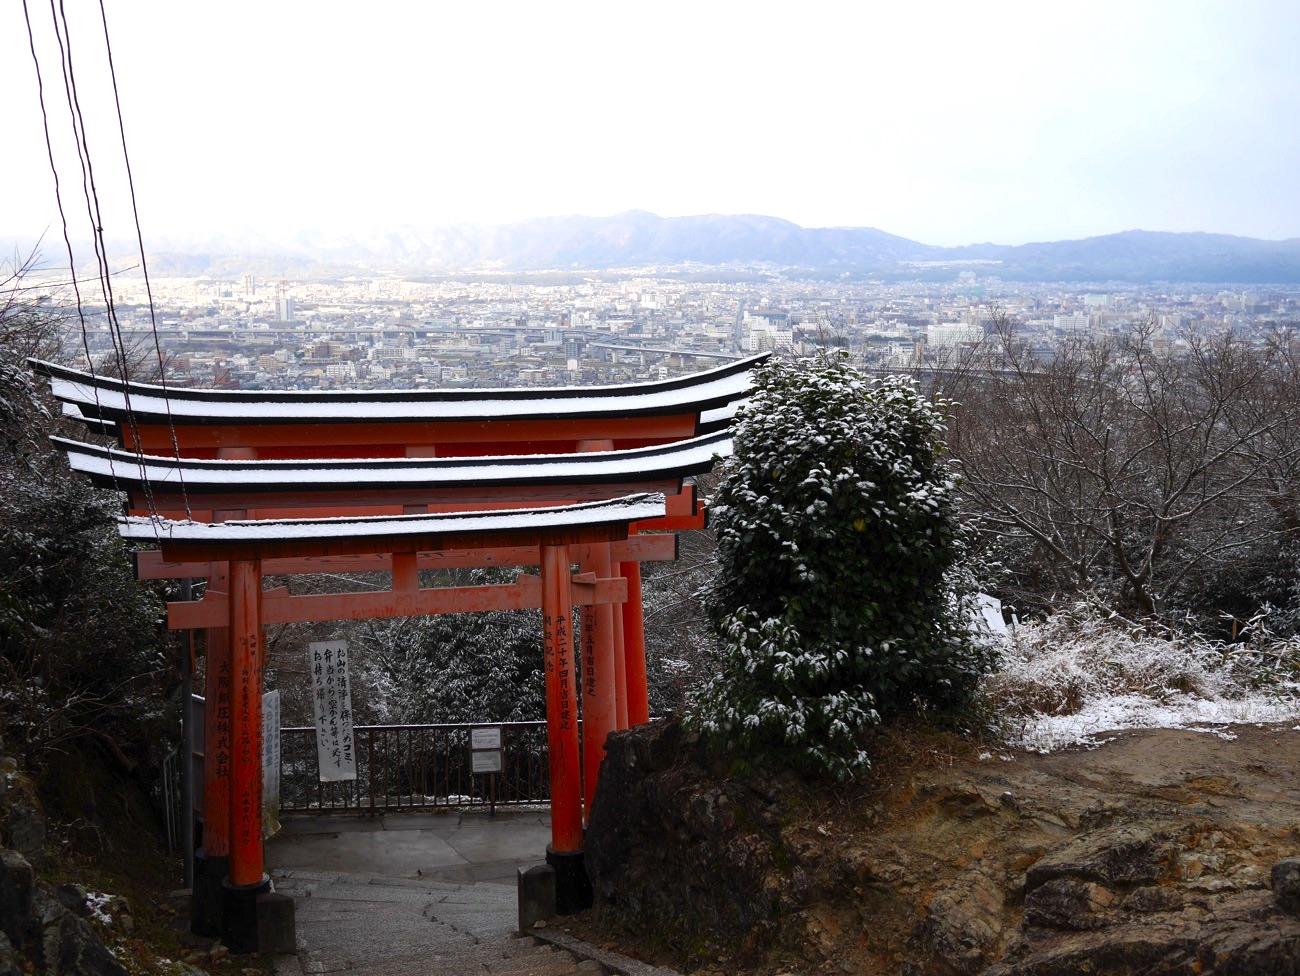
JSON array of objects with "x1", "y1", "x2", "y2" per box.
[
  {"x1": 10, "y1": 209, "x2": 1299, "y2": 261},
  {"x1": 5, "y1": 1, "x2": 1300, "y2": 253}
]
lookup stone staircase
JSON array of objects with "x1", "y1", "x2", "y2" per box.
[{"x1": 271, "y1": 869, "x2": 629, "y2": 976}]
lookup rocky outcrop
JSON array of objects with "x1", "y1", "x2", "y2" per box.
[
  {"x1": 584, "y1": 720, "x2": 1300, "y2": 975},
  {"x1": 987, "y1": 821, "x2": 1300, "y2": 975},
  {"x1": 0, "y1": 850, "x2": 126, "y2": 976},
  {"x1": 585, "y1": 716, "x2": 809, "y2": 951}
]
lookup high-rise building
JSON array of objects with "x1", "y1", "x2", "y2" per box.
[{"x1": 276, "y1": 280, "x2": 295, "y2": 323}]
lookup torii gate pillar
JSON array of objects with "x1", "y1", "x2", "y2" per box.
[
  {"x1": 190, "y1": 565, "x2": 230, "y2": 938},
  {"x1": 579, "y1": 542, "x2": 618, "y2": 819},
  {"x1": 621, "y1": 559, "x2": 651, "y2": 725},
  {"x1": 221, "y1": 558, "x2": 272, "y2": 952},
  {"x1": 541, "y1": 544, "x2": 592, "y2": 912}
]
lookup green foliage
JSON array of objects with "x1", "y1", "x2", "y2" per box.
[
  {"x1": 687, "y1": 356, "x2": 995, "y2": 779},
  {"x1": 1, "y1": 264, "x2": 171, "y2": 769},
  {"x1": 349, "y1": 568, "x2": 545, "y2": 724}
]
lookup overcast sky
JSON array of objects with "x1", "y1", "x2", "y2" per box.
[{"x1": 4, "y1": 0, "x2": 1299, "y2": 251}]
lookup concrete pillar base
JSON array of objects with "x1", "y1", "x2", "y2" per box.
[
  {"x1": 221, "y1": 874, "x2": 271, "y2": 954},
  {"x1": 256, "y1": 891, "x2": 296, "y2": 955},
  {"x1": 190, "y1": 851, "x2": 226, "y2": 937},
  {"x1": 546, "y1": 846, "x2": 592, "y2": 915},
  {"x1": 518, "y1": 863, "x2": 557, "y2": 931}
]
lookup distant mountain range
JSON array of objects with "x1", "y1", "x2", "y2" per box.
[{"x1": 127, "y1": 212, "x2": 1300, "y2": 283}]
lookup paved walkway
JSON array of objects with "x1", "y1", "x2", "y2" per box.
[
  {"x1": 267, "y1": 808, "x2": 552, "y2": 886},
  {"x1": 265, "y1": 809, "x2": 675, "y2": 976}
]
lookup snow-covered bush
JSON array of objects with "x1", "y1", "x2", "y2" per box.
[{"x1": 687, "y1": 356, "x2": 996, "y2": 779}]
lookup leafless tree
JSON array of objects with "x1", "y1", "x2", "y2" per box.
[{"x1": 942, "y1": 312, "x2": 1300, "y2": 621}]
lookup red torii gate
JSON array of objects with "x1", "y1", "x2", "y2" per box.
[{"x1": 35, "y1": 354, "x2": 763, "y2": 950}]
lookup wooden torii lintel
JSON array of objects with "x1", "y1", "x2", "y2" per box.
[
  {"x1": 167, "y1": 571, "x2": 628, "y2": 629},
  {"x1": 52, "y1": 432, "x2": 719, "y2": 529},
  {"x1": 132, "y1": 532, "x2": 680, "y2": 580}
]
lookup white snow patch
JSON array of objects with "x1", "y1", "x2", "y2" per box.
[
  {"x1": 987, "y1": 609, "x2": 1300, "y2": 753},
  {"x1": 56, "y1": 431, "x2": 731, "y2": 489},
  {"x1": 1004, "y1": 691, "x2": 1300, "y2": 753},
  {"x1": 85, "y1": 891, "x2": 114, "y2": 925},
  {"x1": 119, "y1": 493, "x2": 667, "y2": 543}
]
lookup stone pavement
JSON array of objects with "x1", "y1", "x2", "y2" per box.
[{"x1": 265, "y1": 809, "x2": 676, "y2": 976}]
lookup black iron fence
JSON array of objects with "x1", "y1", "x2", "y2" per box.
[{"x1": 278, "y1": 721, "x2": 554, "y2": 814}]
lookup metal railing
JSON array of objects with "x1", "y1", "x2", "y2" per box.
[{"x1": 278, "y1": 721, "x2": 554, "y2": 814}]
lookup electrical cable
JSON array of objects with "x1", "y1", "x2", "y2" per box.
[
  {"x1": 95, "y1": 0, "x2": 192, "y2": 519},
  {"x1": 36, "y1": 0, "x2": 177, "y2": 527},
  {"x1": 59, "y1": 5, "x2": 162, "y2": 523}
]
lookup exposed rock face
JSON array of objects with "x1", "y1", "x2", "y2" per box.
[
  {"x1": 585, "y1": 716, "x2": 806, "y2": 949},
  {"x1": 0, "y1": 849, "x2": 126, "y2": 976},
  {"x1": 1275, "y1": 857, "x2": 1300, "y2": 914},
  {"x1": 585, "y1": 720, "x2": 1300, "y2": 975},
  {"x1": 0, "y1": 851, "x2": 34, "y2": 949},
  {"x1": 8, "y1": 804, "x2": 47, "y2": 869},
  {"x1": 40, "y1": 903, "x2": 128, "y2": 976}
]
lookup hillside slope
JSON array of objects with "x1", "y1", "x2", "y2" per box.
[{"x1": 580, "y1": 719, "x2": 1300, "y2": 975}]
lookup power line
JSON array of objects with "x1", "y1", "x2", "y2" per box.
[{"x1": 22, "y1": 0, "x2": 192, "y2": 523}]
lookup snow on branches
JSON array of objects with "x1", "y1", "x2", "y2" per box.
[{"x1": 687, "y1": 355, "x2": 996, "y2": 779}]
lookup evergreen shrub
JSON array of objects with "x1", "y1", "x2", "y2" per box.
[{"x1": 687, "y1": 355, "x2": 995, "y2": 778}]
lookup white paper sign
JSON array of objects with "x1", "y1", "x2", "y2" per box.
[
  {"x1": 471, "y1": 727, "x2": 502, "y2": 750},
  {"x1": 262, "y1": 690, "x2": 282, "y2": 837},
  {"x1": 308, "y1": 640, "x2": 357, "y2": 782},
  {"x1": 470, "y1": 725, "x2": 503, "y2": 774}
]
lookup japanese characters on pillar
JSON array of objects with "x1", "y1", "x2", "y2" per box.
[
  {"x1": 215, "y1": 656, "x2": 232, "y2": 786},
  {"x1": 541, "y1": 545, "x2": 583, "y2": 854},
  {"x1": 583, "y1": 607, "x2": 597, "y2": 705},
  {"x1": 202, "y1": 623, "x2": 232, "y2": 859},
  {"x1": 235, "y1": 630, "x2": 261, "y2": 858},
  {"x1": 544, "y1": 611, "x2": 575, "y2": 734},
  {"x1": 308, "y1": 640, "x2": 357, "y2": 782}
]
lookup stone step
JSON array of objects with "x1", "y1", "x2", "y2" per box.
[
  {"x1": 491, "y1": 941, "x2": 586, "y2": 973},
  {"x1": 390, "y1": 940, "x2": 585, "y2": 976}
]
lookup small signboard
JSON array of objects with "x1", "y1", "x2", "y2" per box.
[
  {"x1": 471, "y1": 727, "x2": 502, "y2": 751},
  {"x1": 470, "y1": 725, "x2": 503, "y2": 774}
]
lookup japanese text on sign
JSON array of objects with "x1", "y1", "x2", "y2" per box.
[
  {"x1": 470, "y1": 725, "x2": 503, "y2": 773},
  {"x1": 308, "y1": 640, "x2": 357, "y2": 782},
  {"x1": 263, "y1": 690, "x2": 282, "y2": 838}
]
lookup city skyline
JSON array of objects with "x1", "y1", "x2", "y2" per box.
[{"x1": 4, "y1": 1, "x2": 1300, "y2": 252}]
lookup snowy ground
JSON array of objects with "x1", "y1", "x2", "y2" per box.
[
  {"x1": 1004, "y1": 687, "x2": 1300, "y2": 753},
  {"x1": 979, "y1": 605, "x2": 1300, "y2": 753}
]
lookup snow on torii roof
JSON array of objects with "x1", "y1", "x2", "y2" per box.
[
  {"x1": 121, "y1": 493, "x2": 667, "y2": 544},
  {"x1": 119, "y1": 493, "x2": 668, "y2": 561},
  {"x1": 52, "y1": 429, "x2": 731, "y2": 495},
  {"x1": 30, "y1": 353, "x2": 767, "y2": 427}
]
